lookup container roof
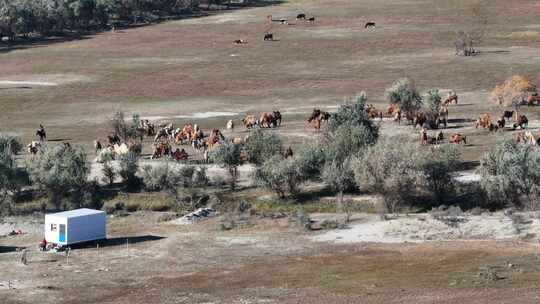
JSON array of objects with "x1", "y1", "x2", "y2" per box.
[{"x1": 46, "y1": 208, "x2": 105, "y2": 218}]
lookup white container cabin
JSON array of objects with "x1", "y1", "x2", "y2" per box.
[{"x1": 44, "y1": 208, "x2": 106, "y2": 246}]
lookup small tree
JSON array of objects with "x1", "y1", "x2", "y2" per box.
[
  {"x1": 490, "y1": 75, "x2": 537, "y2": 109},
  {"x1": 254, "y1": 155, "x2": 305, "y2": 199},
  {"x1": 354, "y1": 137, "x2": 422, "y2": 213},
  {"x1": 386, "y1": 78, "x2": 423, "y2": 116},
  {"x1": 244, "y1": 129, "x2": 283, "y2": 166},
  {"x1": 27, "y1": 144, "x2": 89, "y2": 210},
  {"x1": 0, "y1": 144, "x2": 28, "y2": 214},
  {"x1": 100, "y1": 154, "x2": 116, "y2": 186},
  {"x1": 328, "y1": 92, "x2": 379, "y2": 137},
  {"x1": 0, "y1": 133, "x2": 22, "y2": 155},
  {"x1": 210, "y1": 141, "x2": 243, "y2": 190},
  {"x1": 110, "y1": 111, "x2": 142, "y2": 142},
  {"x1": 424, "y1": 89, "x2": 442, "y2": 115},
  {"x1": 118, "y1": 152, "x2": 140, "y2": 190},
  {"x1": 477, "y1": 140, "x2": 540, "y2": 209},
  {"x1": 418, "y1": 144, "x2": 461, "y2": 205}
]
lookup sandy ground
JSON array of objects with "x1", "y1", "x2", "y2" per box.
[{"x1": 314, "y1": 212, "x2": 540, "y2": 243}]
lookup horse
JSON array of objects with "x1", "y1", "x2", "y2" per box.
[
  {"x1": 364, "y1": 22, "x2": 376, "y2": 28},
  {"x1": 296, "y1": 13, "x2": 306, "y2": 19},
  {"x1": 264, "y1": 33, "x2": 274, "y2": 41}
]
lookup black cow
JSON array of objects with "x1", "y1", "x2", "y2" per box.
[
  {"x1": 264, "y1": 33, "x2": 274, "y2": 41},
  {"x1": 365, "y1": 22, "x2": 376, "y2": 28},
  {"x1": 308, "y1": 16, "x2": 315, "y2": 22},
  {"x1": 296, "y1": 13, "x2": 306, "y2": 19},
  {"x1": 503, "y1": 110, "x2": 515, "y2": 120}
]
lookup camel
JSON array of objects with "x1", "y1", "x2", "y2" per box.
[
  {"x1": 516, "y1": 131, "x2": 537, "y2": 146},
  {"x1": 151, "y1": 142, "x2": 172, "y2": 159},
  {"x1": 259, "y1": 112, "x2": 275, "y2": 128},
  {"x1": 207, "y1": 129, "x2": 225, "y2": 149},
  {"x1": 172, "y1": 148, "x2": 188, "y2": 161},
  {"x1": 273, "y1": 111, "x2": 282, "y2": 127},
  {"x1": 242, "y1": 115, "x2": 258, "y2": 129}
]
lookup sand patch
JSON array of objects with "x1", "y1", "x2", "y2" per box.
[{"x1": 0, "y1": 74, "x2": 92, "y2": 87}]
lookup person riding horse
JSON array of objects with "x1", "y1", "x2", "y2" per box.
[{"x1": 36, "y1": 124, "x2": 46, "y2": 141}]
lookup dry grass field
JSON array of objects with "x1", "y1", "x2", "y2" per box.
[
  {"x1": 3, "y1": 0, "x2": 540, "y2": 302},
  {"x1": 1, "y1": 0, "x2": 540, "y2": 162}
]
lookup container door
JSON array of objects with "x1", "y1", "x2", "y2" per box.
[{"x1": 59, "y1": 224, "x2": 66, "y2": 243}]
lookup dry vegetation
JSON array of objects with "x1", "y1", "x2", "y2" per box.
[{"x1": 3, "y1": 0, "x2": 540, "y2": 302}]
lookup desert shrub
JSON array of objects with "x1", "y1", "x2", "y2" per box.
[
  {"x1": 354, "y1": 137, "x2": 422, "y2": 213},
  {"x1": 490, "y1": 75, "x2": 537, "y2": 108},
  {"x1": 244, "y1": 129, "x2": 283, "y2": 165},
  {"x1": 193, "y1": 166, "x2": 209, "y2": 187},
  {"x1": 418, "y1": 144, "x2": 461, "y2": 205},
  {"x1": 0, "y1": 144, "x2": 29, "y2": 214},
  {"x1": 0, "y1": 133, "x2": 23, "y2": 155},
  {"x1": 118, "y1": 152, "x2": 141, "y2": 190},
  {"x1": 141, "y1": 163, "x2": 175, "y2": 191},
  {"x1": 424, "y1": 89, "x2": 442, "y2": 115},
  {"x1": 293, "y1": 140, "x2": 326, "y2": 179},
  {"x1": 477, "y1": 140, "x2": 540, "y2": 210},
  {"x1": 102, "y1": 201, "x2": 126, "y2": 214},
  {"x1": 210, "y1": 175, "x2": 227, "y2": 187},
  {"x1": 210, "y1": 141, "x2": 244, "y2": 190},
  {"x1": 386, "y1": 78, "x2": 423, "y2": 115},
  {"x1": 254, "y1": 155, "x2": 306, "y2": 199},
  {"x1": 26, "y1": 144, "x2": 89, "y2": 210},
  {"x1": 327, "y1": 92, "x2": 379, "y2": 138},
  {"x1": 110, "y1": 111, "x2": 142, "y2": 142},
  {"x1": 101, "y1": 158, "x2": 116, "y2": 186}
]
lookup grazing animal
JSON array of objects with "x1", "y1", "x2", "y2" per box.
[
  {"x1": 151, "y1": 142, "x2": 172, "y2": 159},
  {"x1": 436, "y1": 131, "x2": 444, "y2": 142},
  {"x1": 232, "y1": 137, "x2": 244, "y2": 145},
  {"x1": 172, "y1": 148, "x2": 188, "y2": 161},
  {"x1": 497, "y1": 117, "x2": 506, "y2": 129},
  {"x1": 94, "y1": 140, "x2": 102, "y2": 154},
  {"x1": 242, "y1": 115, "x2": 258, "y2": 129},
  {"x1": 308, "y1": 16, "x2": 315, "y2": 22},
  {"x1": 488, "y1": 123, "x2": 498, "y2": 132},
  {"x1": 503, "y1": 110, "x2": 515, "y2": 121},
  {"x1": 451, "y1": 133, "x2": 467, "y2": 144},
  {"x1": 297, "y1": 13, "x2": 306, "y2": 19},
  {"x1": 234, "y1": 39, "x2": 247, "y2": 44},
  {"x1": 264, "y1": 33, "x2": 274, "y2": 41},
  {"x1": 413, "y1": 112, "x2": 428, "y2": 128},
  {"x1": 444, "y1": 91, "x2": 458, "y2": 105},
  {"x1": 226, "y1": 120, "x2": 234, "y2": 131},
  {"x1": 207, "y1": 129, "x2": 225, "y2": 149},
  {"x1": 273, "y1": 111, "x2": 282, "y2": 127},
  {"x1": 308, "y1": 109, "x2": 331, "y2": 129},
  {"x1": 108, "y1": 133, "x2": 121, "y2": 145},
  {"x1": 387, "y1": 104, "x2": 400, "y2": 115},
  {"x1": 365, "y1": 22, "x2": 376, "y2": 28},
  {"x1": 284, "y1": 146, "x2": 293, "y2": 158},
  {"x1": 267, "y1": 15, "x2": 287, "y2": 24},
  {"x1": 27, "y1": 141, "x2": 42, "y2": 155},
  {"x1": 513, "y1": 115, "x2": 528, "y2": 129},
  {"x1": 36, "y1": 125, "x2": 46, "y2": 141},
  {"x1": 475, "y1": 114, "x2": 492, "y2": 129},
  {"x1": 421, "y1": 128, "x2": 428, "y2": 145},
  {"x1": 259, "y1": 112, "x2": 275, "y2": 128}
]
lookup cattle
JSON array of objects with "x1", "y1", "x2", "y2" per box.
[
  {"x1": 296, "y1": 13, "x2": 306, "y2": 20},
  {"x1": 475, "y1": 114, "x2": 492, "y2": 129},
  {"x1": 27, "y1": 141, "x2": 42, "y2": 155},
  {"x1": 308, "y1": 109, "x2": 331, "y2": 129},
  {"x1": 451, "y1": 133, "x2": 467, "y2": 144},
  {"x1": 513, "y1": 115, "x2": 528, "y2": 130},
  {"x1": 264, "y1": 33, "x2": 274, "y2": 41},
  {"x1": 308, "y1": 16, "x2": 315, "y2": 22},
  {"x1": 443, "y1": 91, "x2": 458, "y2": 105},
  {"x1": 234, "y1": 39, "x2": 247, "y2": 44},
  {"x1": 488, "y1": 123, "x2": 498, "y2": 132},
  {"x1": 273, "y1": 111, "x2": 282, "y2": 127},
  {"x1": 502, "y1": 110, "x2": 515, "y2": 121},
  {"x1": 497, "y1": 117, "x2": 506, "y2": 129},
  {"x1": 242, "y1": 115, "x2": 258, "y2": 129},
  {"x1": 226, "y1": 120, "x2": 234, "y2": 131},
  {"x1": 365, "y1": 22, "x2": 376, "y2": 28}
]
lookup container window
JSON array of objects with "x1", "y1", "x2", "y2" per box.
[{"x1": 51, "y1": 224, "x2": 57, "y2": 231}]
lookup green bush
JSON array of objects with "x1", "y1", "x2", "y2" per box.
[
  {"x1": 244, "y1": 129, "x2": 283, "y2": 165},
  {"x1": 386, "y1": 78, "x2": 423, "y2": 115}
]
